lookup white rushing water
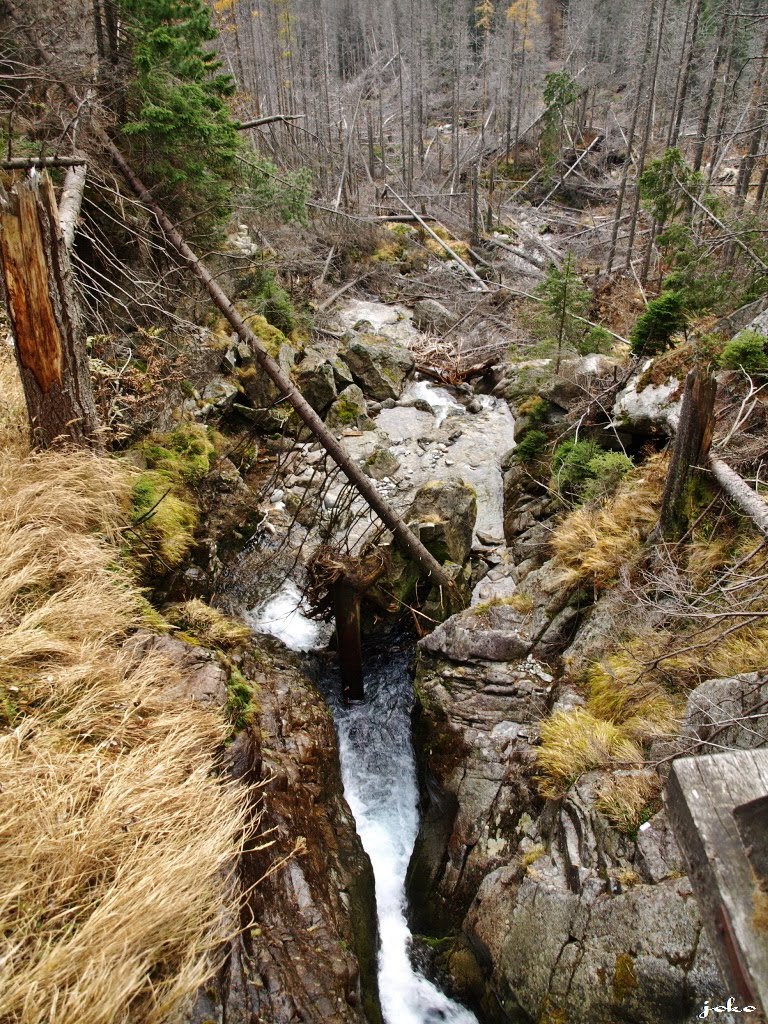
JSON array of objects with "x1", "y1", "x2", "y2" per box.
[
  {"x1": 334, "y1": 653, "x2": 479, "y2": 1024},
  {"x1": 250, "y1": 586, "x2": 479, "y2": 1024},
  {"x1": 247, "y1": 581, "x2": 326, "y2": 650}
]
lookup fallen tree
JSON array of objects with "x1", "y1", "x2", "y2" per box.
[{"x1": 7, "y1": 1, "x2": 458, "y2": 599}]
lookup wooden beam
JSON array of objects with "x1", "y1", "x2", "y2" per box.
[
  {"x1": 667, "y1": 750, "x2": 768, "y2": 1015},
  {"x1": 332, "y1": 579, "x2": 364, "y2": 703}
]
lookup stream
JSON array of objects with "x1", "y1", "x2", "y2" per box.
[{"x1": 252, "y1": 590, "x2": 479, "y2": 1024}]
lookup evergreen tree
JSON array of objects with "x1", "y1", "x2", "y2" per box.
[
  {"x1": 118, "y1": 0, "x2": 241, "y2": 231},
  {"x1": 537, "y1": 253, "x2": 592, "y2": 370}
]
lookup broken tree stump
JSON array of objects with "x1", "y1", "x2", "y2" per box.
[
  {"x1": 656, "y1": 368, "x2": 717, "y2": 539},
  {"x1": 0, "y1": 173, "x2": 99, "y2": 448}
]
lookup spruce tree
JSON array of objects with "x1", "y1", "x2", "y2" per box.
[{"x1": 118, "y1": 0, "x2": 240, "y2": 231}]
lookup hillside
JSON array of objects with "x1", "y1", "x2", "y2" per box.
[{"x1": 1, "y1": 2, "x2": 767, "y2": 1023}]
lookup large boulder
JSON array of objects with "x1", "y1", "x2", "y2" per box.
[
  {"x1": 613, "y1": 371, "x2": 683, "y2": 437},
  {"x1": 679, "y1": 670, "x2": 768, "y2": 751},
  {"x1": 326, "y1": 384, "x2": 375, "y2": 431},
  {"x1": 297, "y1": 359, "x2": 338, "y2": 414},
  {"x1": 406, "y1": 478, "x2": 477, "y2": 565},
  {"x1": 412, "y1": 298, "x2": 454, "y2": 334},
  {"x1": 341, "y1": 333, "x2": 414, "y2": 401}
]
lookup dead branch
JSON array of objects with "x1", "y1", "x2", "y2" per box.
[
  {"x1": 709, "y1": 457, "x2": 768, "y2": 537},
  {"x1": 237, "y1": 114, "x2": 305, "y2": 130}
]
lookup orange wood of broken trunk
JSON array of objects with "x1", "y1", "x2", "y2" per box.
[{"x1": 0, "y1": 174, "x2": 99, "y2": 446}]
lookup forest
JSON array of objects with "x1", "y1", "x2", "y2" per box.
[{"x1": 0, "y1": 0, "x2": 767, "y2": 1023}]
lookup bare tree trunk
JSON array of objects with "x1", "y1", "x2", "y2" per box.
[
  {"x1": 656, "y1": 369, "x2": 717, "y2": 539},
  {"x1": 0, "y1": 175, "x2": 100, "y2": 448},
  {"x1": 606, "y1": 0, "x2": 655, "y2": 273}
]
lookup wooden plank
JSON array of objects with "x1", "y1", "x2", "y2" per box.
[{"x1": 667, "y1": 750, "x2": 768, "y2": 1015}]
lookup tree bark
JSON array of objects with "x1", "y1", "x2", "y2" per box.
[
  {"x1": 58, "y1": 164, "x2": 87, "y2": 251},
  {"x1": 0, "y1": 175, "x2": 100, "y2": 447},
  {"x1": 656, "y1": 368, "x2": 717, "y2": 539},
  {"x1": 709, "y1": 458, "x2": 768, "y2": 538}
]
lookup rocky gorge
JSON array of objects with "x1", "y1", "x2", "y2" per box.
[{"x1": 172, "y1": 290, "x2": 768, "y2": 1024}]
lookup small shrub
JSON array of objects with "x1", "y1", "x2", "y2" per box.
[
  {"x1": 630, "y1": 291, "x2": 688, "y2": 356},
  {"x1": 514, "y1": 429, "x2": 549, "y2": 464},
  {"x1": 718, "y1": 330, "x2": 768, "y2": 374},
  {"x1": 581, "y1": 451, "x2": 634, "y2": 503},
  {"x1": 536, "y1": 709, "x2": 642, "y2": 798},
  {"x1": 551, "y1": 438, "x2": 602, "y2": 496},
  {"x1": 243, "y1": 266, "x2": 298, "y2": 336}
]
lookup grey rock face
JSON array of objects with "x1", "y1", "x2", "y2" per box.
[
  {"x1": 412, "y1": 298, "x2": 455, "y2": 333},
  {"x1": 406, "y1": 478, "x2": 477, "y2": 565},
  {"x1": 341, "y1": 333, "x2": 415, "y2": 401},
  {"x1": 680, "y1": 670, "x2": 768, "y2": 751},
  {"x1": 188, "y1": 645, "x2": 381, "y2": 1024}
]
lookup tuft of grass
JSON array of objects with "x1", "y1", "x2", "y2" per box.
[
  {"x1": 0, "y1": 447, "x2": 248, "y2": 1024},
  {"x1": 130, "y1": 470, "x2": 198, "y2": 569},
  {"x1": 521, "y1": 843, "x2": 546, "y2": 872},
  {"x1": 550, "y1": 455, "x2": 666, "y2": 588},
  {"x1": 0, "y1": 343, "x2": 28, "y2": 454},
  {"x1": 165, "y1": 599, "x2": 251, "y2": 650},
  {"x1": 225, "y1": 667, "x2": 259, "y2": 731},
  {"x1": 587, "y1": 658, "x2": 684, "y2": 741},
  {"x1": 536, "y1": 709, "x2": 642, "y2": 799},
  {"x1": 596, "y1": 772, "x2": 662, "y2": 834}
]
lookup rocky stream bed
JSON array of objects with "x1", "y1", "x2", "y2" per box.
[{"x1": 181, "y1": 295, "x2": 768, "y2": 1024}]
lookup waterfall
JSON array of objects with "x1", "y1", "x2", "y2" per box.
[
  {"x1": 333, "y1": 649, "x2": 479, "y2": 1024},
  {"x1": 251, "y1": 586, "x2": 479, "y2": 1024}
]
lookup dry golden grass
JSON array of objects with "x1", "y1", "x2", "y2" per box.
[
  {"x1": 550, "y1": 455, "x2": 667, "y2": 588},
  {"x1": 164, "y1": 599, "x2": 252, "y2": 650},
  {"x1": 586, "y1": 657, "x2": 685, "y2": 742},
  {"x1": 536, "y1": 709, "x2": 642, "y2": 798},
  {"x1": 0, "y1": 343, "x2": 29, "y2": 454},
  {"x1": 0, "y1": 447, "x2": 248, "y2": 1024},
  {"x1": 595, "y1": 771, "x2": 662, "y2": 833}
]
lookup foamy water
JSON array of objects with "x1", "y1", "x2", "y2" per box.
[
  {"x1": 335, "y1": 654, "x2": 479, "y2": 1024},
  {"x1": 250, "y1": 587, "x2": 479, "y2": 1024},
  {"x1": 247, "y1": 581, "x2": 324, "y2": 650}
]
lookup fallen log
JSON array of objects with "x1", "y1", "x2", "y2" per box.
[
  {"x1": 0, "y1": 156, "x2": 88, "y2": 169},
  {"x1": 709, "y1": 457, "x2": 768, "y2": 538},
  {"x1": 237, "y1": 114, "x2": 305, "y2": 130},
  {"x1": 10, "y1": 3, "x2": 458, "y2": 599}
]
